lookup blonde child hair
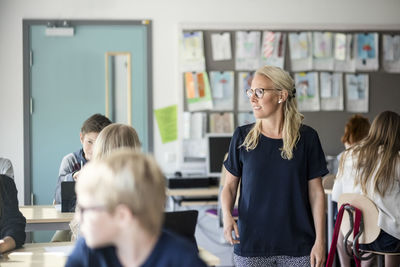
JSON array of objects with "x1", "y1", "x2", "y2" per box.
[
  {"x1": 77, "y1": 149, "x2": 166, "y2": 234},
  {"x1": 93, "y1": 123, "x2": 140, "y2": 160}
]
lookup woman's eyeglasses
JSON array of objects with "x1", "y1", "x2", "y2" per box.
[{"x1": 246, "y1": 88, "x2": 279, "y2": 99}]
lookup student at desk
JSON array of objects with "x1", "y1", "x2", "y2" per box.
[
  {"x1": 66, "y1": 150, "x2": 206, "y2": 267},
  {"x1": 0, "y1": 174, "x2": 26, "y2": 253},
  {"x1": 54, "y1": 113, "x2": 112, "y2": 204}
]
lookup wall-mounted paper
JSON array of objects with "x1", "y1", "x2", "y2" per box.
[
  {"x1": 260, "y1": 31, "x2": 286, "y2": 69},
  {"x1": 382, "y1": 34, "x2": 400, "y2": 73},
  {"x1": 295, "y1": 72, "x2": 320, "y2": 111},
  {"x1": 235, "y1": 31, "x2": 261, "y2": 70},
  {"x1": 355, "y1": 33, "x2": 379, "y2": 71},
  {"x1": 154, "y1": 105, "x2": 177, "y2": 144},
  {"x1": 237, "y1": 72, "x2": 254, "y2": 111},
  {"x1": 211, "y1": 32, "x2": 232, "y2": 61},
  {"x1": 313, "y1": 32, "x2": 334, "y2": 70},
  {"x1": 320, "y1": 72, "x2": 344, "y2": 111},
  {"x1": 289, "y1": 32, "x2": 313, "y2": 71},
  {"x1": 181, "y1": 31, "x2": 206, "y2": 72},
  {"x1": 209, "y1": 71, "x2": 234, "y2": 110},
  {"x1": 238, "y1": 112, "x2": 256, "y2": 126},
  {"x1": 184, "y1": 72, "x2": 213, "y2": 111},
  {"x1": 334, "y1": 33, "x2": 356, "y2": 72},
  {"x1": 345, "y1": 74, "x2": 369, "y2": 113},
  {"x1": 209, "y1": 112, "x2": 234, "y2": 133}
]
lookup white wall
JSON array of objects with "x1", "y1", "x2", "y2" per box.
[{"x1": 1, "y1": 0, "x2": 400, "y2": 203}]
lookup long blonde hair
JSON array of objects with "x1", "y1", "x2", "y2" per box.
[
  {"x1": 344, "y1": 111, "x2": 400, "y2": 196},
  {"x1": 241, "y1": 66, "x2": 303, "y2": 160},
  {"x1": 93, "y1": 123, "x2": 141, "y2": 160}
]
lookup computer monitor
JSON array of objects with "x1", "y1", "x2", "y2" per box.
[{"x1": 206, "y1": 133, "x2": 232, "y2": 177}]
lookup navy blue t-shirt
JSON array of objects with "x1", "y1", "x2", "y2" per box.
[
  {"x1": 224, "y1": 123, "x2": 328, "y2": 257},
  {"x1": 65, "y1": 230, "x2": 207, "y2": 267}
]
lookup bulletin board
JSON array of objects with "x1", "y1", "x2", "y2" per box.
[{"x1": 181, "y1": 26, "x2": 400, "y2": 159}]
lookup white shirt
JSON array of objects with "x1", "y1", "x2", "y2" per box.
[{"x1": 332, "y1": 150, "x2": 400, "y2": 240}]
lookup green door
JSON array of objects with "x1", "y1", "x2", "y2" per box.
[{"x1": 28, "y1": 21, "x2": 151, "y2": 206}]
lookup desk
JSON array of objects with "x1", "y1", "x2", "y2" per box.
[
  {"x1": 0, "y1": 242, "x2": 71, "y2": 267},
  {"x1": 19, "y1": 205, "x2": 74, "y2": 231},
  {"x1": 0, "y1": 242, "x2": 220, "y2": 267},
  {"x1": 166, "y1": 187, "x2": 219, "y2": 210}
]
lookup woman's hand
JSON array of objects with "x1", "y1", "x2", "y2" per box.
[
  {"x1": 223, "y1": 214, "x2": 240, "y2": 245},
  {"x1": 310, "y1": 241, "x2": 325, "y2": 267}
]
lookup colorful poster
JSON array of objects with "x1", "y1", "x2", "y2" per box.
[
  {"x1": 260, "y1": 31, "x2": 286, "y2": 68},
  {"x1": 238, "y1": 112, "x2": 256, "y2": 126},
  {"x1": 184, "y1": 72, "x2": 213, "y2": 111},
  {"x1": 154, "y1": 105, "x2": 177, "y2": 144},
  {"x1": 209, "y1": 71, "x2": 234, "y2": 110},
  {"x1": 334, "y1": 33, "x2": 356, "y2": 72},
  {"x1": 209, "y1": 112, "x2": 234, "y2": 133},
  {"x1": 345, "y1": 74, "x2": 369, "y2": 113},
  {"x1": 355, "y1": 33, "x2": 379, "y2": 71},
  {"x1": 313, "y1": 32, "x2": 334, "y2": 70},
  {"x1": 294, "y1": 72, "x2": 320, "y2": 111},
  {"x1": 181, "y1": 31, "x2": 206, "y2": 72},
  {"x1": 211, "y1": 32, "x2": 232, "y2": 61},
  {"x1": 235, "y1": 31, "x2": 261, "y2": 70},
  {"x1": 289, "y1": 32, "x2": 313, "y2": 71},
  {"x1": 237, "y1": 72, "x2": 254, "y2": 111},
  {"x1": 320, "y1": 72, "x2": 344, "y2": 111},
  {"x1": 382, "y1": 34, "x2": 400, "y2": 73}
]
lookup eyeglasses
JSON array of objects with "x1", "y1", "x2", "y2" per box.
[
  {"x1": 246, "y1": 88, "x2": 279, "y2": 99},
  {"x1": 76, "y1": 204, "x2": 107, "y2": 220}
]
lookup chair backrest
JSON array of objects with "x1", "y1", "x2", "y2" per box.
[
  {"x1": 338, "y1": 193, "x2": 380, "y2": 244},
  {"x1": 163, "y1": 210, "x2": 198, "y2": 246},
  {"x1": 322, "y1": 174, "x2": 335, "y2": 190}
]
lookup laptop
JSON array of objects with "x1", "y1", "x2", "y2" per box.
[{"x1": 61, "y1": 181, "x2": 76, "y2": 212}]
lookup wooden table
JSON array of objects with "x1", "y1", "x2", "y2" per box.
[
  {"x1": 166, "y1": 186, "x2": 219, "y2": 210},
  {"x1": 19, "y1": 205, "x2": 75, "y2": 231},
  {"x1": 0, "y1": 242, "x2": 220, "y2": 267}
]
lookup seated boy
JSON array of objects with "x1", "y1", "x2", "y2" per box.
[
  {"x1": 54, "y1": 114, "x2": 112, "y2": 204},
  {"x1": 66, "y1": 150, "x2": 206, "y2": 267}
]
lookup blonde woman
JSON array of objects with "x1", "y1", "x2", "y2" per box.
[
  {"x1": 332, "y1": 111, "x2": 400, "y2": 267},
  {"x1": 221, "y1": 66, "x2": 328, "y2": 267},
  {"x1": 66, "y1": 150, "x2": 206, "y2": 266}
]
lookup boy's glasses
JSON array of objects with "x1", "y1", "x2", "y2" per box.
[
  {"x1": 76, "y1": 204, "x2": 107, "y2": 220},
  {"x1": 246, "y1": 88, "x2": 278, "y2": 99}
]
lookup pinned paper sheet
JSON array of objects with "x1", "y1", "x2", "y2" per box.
[
  {"x1": 295, "y1": 72, "x2": 320, "y2": 111},
  {"x1": 181, "y1": 31, "x2": 206, "y2": 72},
  {"x1": 209, "y1": 71, "x2": 234, "y2": 110},
  {"x1": 211, "y1": 32, "x2": 232, "y2": 61},
  {"x1": 154, "y1": 105, "x2": 178, "y2": 144},
  {"x1": 345, "y1": 74, "x2": 369, "y2": 113}
]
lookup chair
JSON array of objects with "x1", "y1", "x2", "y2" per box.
[
  {"x1": 337, "y1": 193, "x2": 400, "y2": 267},
  {"x1": 163, "y1": 210, "x2": 199, "y2": 247}
]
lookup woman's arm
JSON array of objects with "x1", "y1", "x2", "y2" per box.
[
  {"x1": 221, "y1": 170, "x2": 240, "y2": 245},
  {"x1": 308, "y1": 177, "x2": 326, "y2": 267}
]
